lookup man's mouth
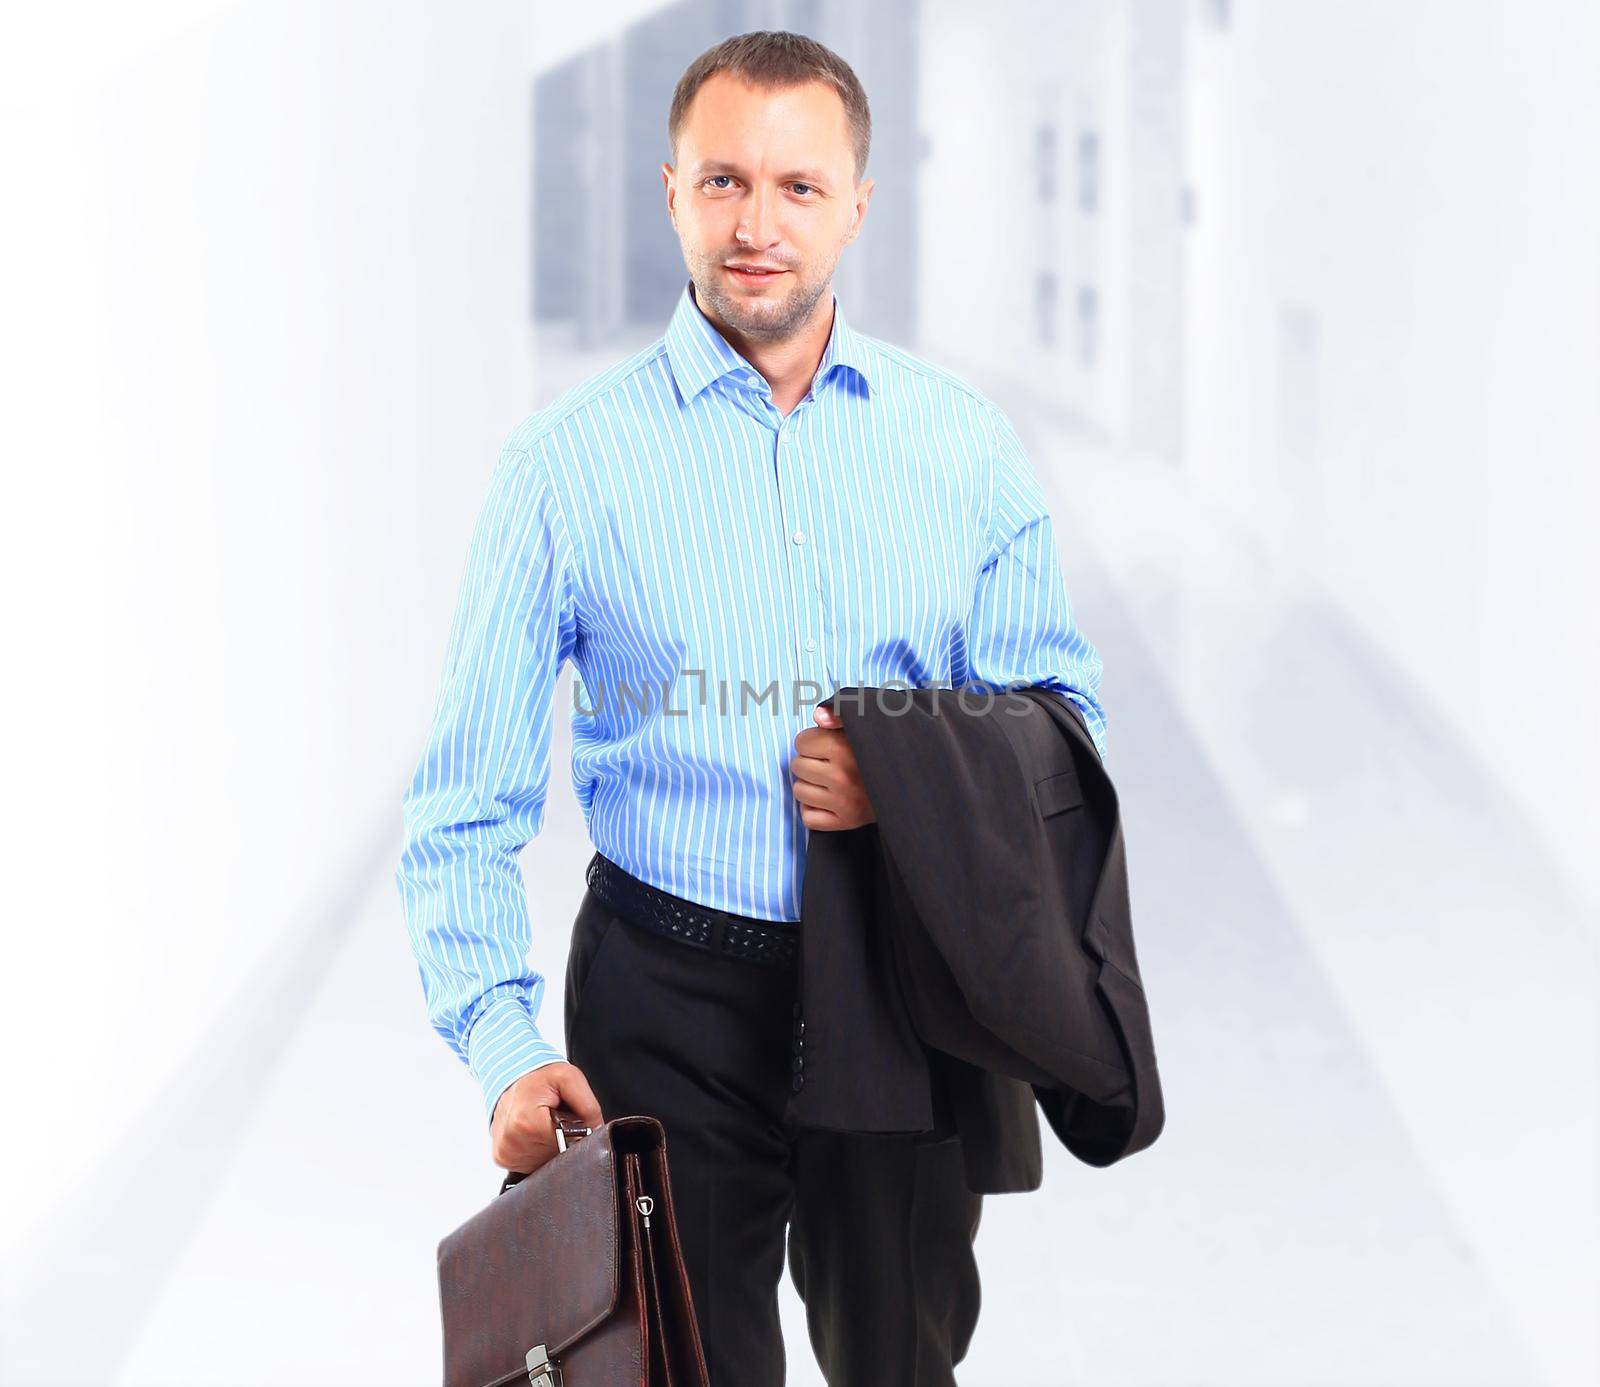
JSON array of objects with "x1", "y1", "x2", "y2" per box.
[{"x1": 726, "y1": 264, "x2": 787, "y2": 280}]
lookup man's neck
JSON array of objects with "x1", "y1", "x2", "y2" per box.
[{"x1": 695, "y1": 282, "x2": 834, "y2": 418}]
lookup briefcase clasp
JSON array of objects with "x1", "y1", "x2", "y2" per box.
[
  {"x1": 525, "y1": 1343, "x2": 562, "y2": 1386},
  {"x1": 554, "y1": 1120, "x2": 590, "y2": 1154}
]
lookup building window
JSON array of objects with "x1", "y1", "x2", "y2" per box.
[
  {"x1": 1078, "y1": 129, "x2": 1099, "y2": 214},
  {"x1": 1076, "y1": 284, "x2": 1099, "y2": 367},
  {"x1": 1277, "y1": 303, "x2": 1319, "y2": 466},
  {"x1": 1036, "y1": 271, "x2": 1059, "y2": 347},
  {"x1": 1035, "y1": 123, "x2": 1057, "y2": 203}
]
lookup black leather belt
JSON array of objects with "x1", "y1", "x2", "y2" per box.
[{"x1": 586, "y1": 851, "x2": 800, "y2": 971}]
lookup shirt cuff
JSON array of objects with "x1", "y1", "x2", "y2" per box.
[{"x1": 465, "y1": 994, "x2": 566, "y2": 1126}]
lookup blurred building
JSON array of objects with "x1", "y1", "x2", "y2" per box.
[{"x1": 532, "y1": 0, "x2": 1196, "y2": 466}]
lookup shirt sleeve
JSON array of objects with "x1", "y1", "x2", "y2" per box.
[
  {"x1": 395, "y1": 442, "x2": 579, "y2": 1125},
  {"x1": 962, "y1": 405, "x2": 1109, "y2": 760}
]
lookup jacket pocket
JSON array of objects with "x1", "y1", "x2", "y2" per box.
[{"x1": 1033, "y1": 767, "x2": 1083, "y2": 818}]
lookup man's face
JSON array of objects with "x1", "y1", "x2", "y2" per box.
[{"x1": 663, "y1": 74, "x2": 873, "y2": 343}]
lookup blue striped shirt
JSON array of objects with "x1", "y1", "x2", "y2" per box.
[{"x1": 396, "y1": 278, "x2": 1108, "y2": 1121}]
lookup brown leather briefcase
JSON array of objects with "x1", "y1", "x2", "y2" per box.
[{"x1": 437, "y1": 1110, "x2": 709, "y2": 1387}]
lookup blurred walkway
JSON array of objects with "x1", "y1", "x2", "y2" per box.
[{"x1": 4, "y1": 387, "x2": 1591, "y2": 1386}]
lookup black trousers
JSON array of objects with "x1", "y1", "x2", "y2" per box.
[{"x1": 564, "y1": 884, "x2": 985, "y2": 1386}]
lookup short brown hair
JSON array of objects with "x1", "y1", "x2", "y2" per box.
[{"x1": 668, "y1": 30, "x2": 871, "y2": 184}]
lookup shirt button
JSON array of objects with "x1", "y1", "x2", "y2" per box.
[
  {"x1": 804, "y1": 637, "x2": 817, "y2": 652},
  {"x1": 791, "y1": 529, "x2": 806, "y2": 545}
]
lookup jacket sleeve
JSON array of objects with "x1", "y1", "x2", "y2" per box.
[
  {"x1": 962, "y1": 405, "x2": 1109, "y2": 760},
  {"x1": 395, "y1": 441, "x2": 579, "y2": 1125}
]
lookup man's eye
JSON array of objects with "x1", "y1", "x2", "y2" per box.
[
  {"x1": 705, "y1": 175, "x2": 731, "y2": 189},
  {"x1": 791, "y1": 183, "x2": 814, "y2": 196}
]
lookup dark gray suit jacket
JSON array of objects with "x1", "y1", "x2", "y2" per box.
[{"x1": 780, "y1": 684, "x2": 1164, "y2": 1193}]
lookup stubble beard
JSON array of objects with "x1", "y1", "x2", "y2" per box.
[{"x1": 688, "y1": 251, "x2": 834, "y2": 344}]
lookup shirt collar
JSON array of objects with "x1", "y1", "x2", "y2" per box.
[{"x1": 663, "y1": 277, "x2": 874, "y2": 406}]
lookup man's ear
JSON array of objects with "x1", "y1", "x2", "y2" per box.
[
  {"x1": 661, "y1": 162, "x2": 677, "y2": 227},
  {"x1": 845, "y1": 177, "x2": 875, "y2": 244}
]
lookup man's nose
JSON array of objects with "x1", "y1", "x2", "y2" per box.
[{"x1": 737, "y1": 184, "x2": 779, "y2": 247}]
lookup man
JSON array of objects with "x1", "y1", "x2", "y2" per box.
[{"x1": 397, "y1": 29, "x2": 1107, "y2": 1385}]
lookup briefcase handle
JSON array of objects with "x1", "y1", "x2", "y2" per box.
[{"x1": 497, "y1": 1107, "x2": 592, "y2": 1195}]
